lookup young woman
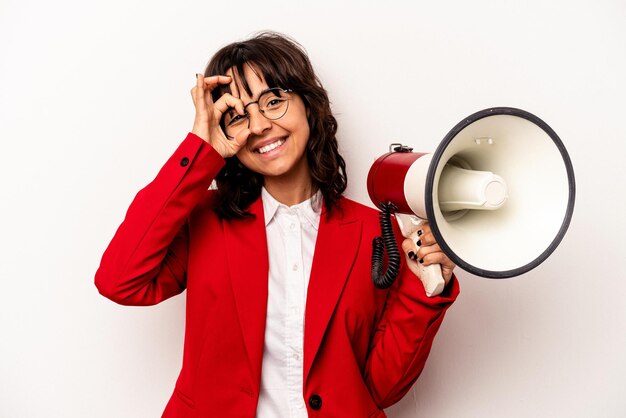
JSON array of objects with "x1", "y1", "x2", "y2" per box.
[{"x1": 95, "y1": 32, "x2": 459, "y2": 418}]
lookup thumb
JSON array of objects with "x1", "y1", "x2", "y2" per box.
[{"x1": 231, "y1": 128, "x2": 251, "y2": 150}]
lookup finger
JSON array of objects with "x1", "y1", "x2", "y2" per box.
[
  {"x1": 193, "y1": 74, "x2": 232, "y2": 110},
  {"x1": 202, "y1": 75, "x2": 232, "y2": 93},
  {"x1": 418, "y1": 251, "x2": 455, "y2": 284},
  {"x1": 415, "y1": 232, "x2": 435, "y2": 247},
  {"x1": 190, "y1": 86, "x2": 197, "y2": 105},
  {"x1": 414, "y1": 225, "x2": 436, "y2": 247},
  {"x1": 416, "y1": 242, "x2": 442, "y2": 262},
  {"x1": 213, "y1": 93, "x2": 245, "y2": 117},
  {"x1": 417, "y1": 245, "x2": 455, "y2": 269},
  {"x1": 232, "y1": 128, "x2": 251, "y2": 148},
  {"x1": 402, "y1": 238, "x2": 419, "y2": 262},
  {"x1": 417, "y1": 221, "x2": 431, "y2": 236},
  {"x1": 412, "y1": 221, "x2": 430, "y2": 245},
  {"x1": 418, "y1": 251, "x2": 447, "y2": 266},
  {"x1": 194, "y1": 74, "x2": 207, "y2": 109},
  {"x1": 203, "y1": 75, "x2": 233, "y2": 106}
]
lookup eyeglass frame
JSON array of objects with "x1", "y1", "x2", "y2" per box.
[{"x1": 221, "y1": 87, "x2": 294, "y2": 139}]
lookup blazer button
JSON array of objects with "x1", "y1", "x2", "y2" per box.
[
  {"x1": 309, "y1": 394, "x2": 322, "y2": 410},
  {"x1": 180, "y1": 157, "x2": 189, "y2": 167}
]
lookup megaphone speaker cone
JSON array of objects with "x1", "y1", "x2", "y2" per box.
[
  {"x1": 425, "y1": 107, "x2": 576, "y2": 278},
  {"x1": 367, "y1": 107, "x2": 575, "y2": 280}
]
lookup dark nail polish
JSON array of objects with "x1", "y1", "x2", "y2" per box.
[
  {"x1": 419, "y1": 258, "x2": 424, "y2": 264},
  {"x1": 408, "y1": 251, "x2": 415, "y2": 259},
  {"x1": 416, "y1": 240, "x2": 422, "y2": 247},
  {"x1": 417, "y1": 230, "x2": 423, "y2": 237}
]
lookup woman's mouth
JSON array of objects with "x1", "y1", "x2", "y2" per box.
[{"x1": 255, "y1": 138, "x2": 286, "y2": 154}]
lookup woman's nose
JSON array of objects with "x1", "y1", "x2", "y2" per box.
[{"x1": 248, "y1": 107, "x2": 272, "y2": 135}]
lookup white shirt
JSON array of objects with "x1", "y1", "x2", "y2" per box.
[{"x1": 256, "y1": 188, "x2": 321, "y2": 418}]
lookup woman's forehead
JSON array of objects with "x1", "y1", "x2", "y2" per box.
[{"x1": 226, "y1": 64, "x2": 268, "y2": 99}]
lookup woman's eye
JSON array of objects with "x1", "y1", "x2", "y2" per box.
[
  {"x1": 227, "y1": 114, "x2": 246, "y2": 126},
  {"x1": 266, "y1": 98, "x2": 285, "y2": 108}
]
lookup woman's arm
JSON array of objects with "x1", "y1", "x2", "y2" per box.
[
  {"x1": 95, "y1": 74, "x2": 246, "y2": 306},
  {"x1": 363, "y1": 225, "x2": 460, "y2": 408},
  {"x1": 94, "y1": 134, "x2": 224, "y2": 305}
]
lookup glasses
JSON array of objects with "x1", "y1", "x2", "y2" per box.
[{"x1": 222, "y1": 87, "x2": 293, "y2": 139}]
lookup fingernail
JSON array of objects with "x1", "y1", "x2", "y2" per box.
[
  {"x1": 408, "y1": 251, "x2": 415, "y2": 260},
  {"x1": 416, "y1": 240, "x2": 422, "y2": 247},
  {"x1": 417, "y1": 230, "x2": 423, "y2": 237},
  {"x1": 196, "y1": 73, "x2": 199, "y2": 78},
  {"x1": 419, "y1": 258, "x2": 424, "y2": 264}
]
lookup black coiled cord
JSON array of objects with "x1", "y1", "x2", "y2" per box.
[{"x1": 371, "y1": 202, "x2": 401, "y2": 289}]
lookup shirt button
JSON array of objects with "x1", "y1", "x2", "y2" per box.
[
  {"x1": 289, "y1": 222, "x2": 295, "y2": 230},
  {"x1": 292, "y1": 264, "x2": 298, "y2": 271},
  {"x1": 180, "y1": 157, "x2": 189, "y2": 167},
  {"x1": 309, "y1": 394, "x2": 322, "y2": 410}
]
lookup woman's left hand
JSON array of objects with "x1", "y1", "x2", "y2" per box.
[{"x1": 401, "y1": 221, "x2": 456, "y2": 285}]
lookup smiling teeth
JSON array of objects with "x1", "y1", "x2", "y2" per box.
[{"x1": 257, "y1": 139, "x2": 285, "y2": 154}]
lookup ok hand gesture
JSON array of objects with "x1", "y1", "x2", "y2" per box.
[{"x1": 190, "y1": 74, "x2": 250, "y2": 158}]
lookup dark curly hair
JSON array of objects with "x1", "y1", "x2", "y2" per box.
[{"x1": 204, "y1": 31, "x2": 347, "y2": 219}]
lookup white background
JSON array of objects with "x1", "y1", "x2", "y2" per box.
[{"x1": 1, "y1": 0, "x2": 625, "y2": 417}]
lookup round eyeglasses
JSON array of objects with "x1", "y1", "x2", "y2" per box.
[{"x1": 222, "y1": 87, "x2": 293, "y2": 139}]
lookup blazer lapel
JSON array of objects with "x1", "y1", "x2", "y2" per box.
[
  {"x1": 303, "y1": 204, "x2": 362, "y2": 383},
  {"x1": 223, "y1": 197, "x2": 268, "y2": 388}
]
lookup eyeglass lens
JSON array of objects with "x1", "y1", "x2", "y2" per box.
[{"x1": 223, "y1": 88, "x2": 290, "y2": 138}]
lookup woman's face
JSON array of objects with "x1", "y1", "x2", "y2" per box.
[{"x1": 225, "y1": 65, "x2": 311, "y2": 184}]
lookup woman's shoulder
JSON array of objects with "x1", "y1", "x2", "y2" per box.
[{"x1": 336, "y1": 196, "x2": 380, "y2": 222}]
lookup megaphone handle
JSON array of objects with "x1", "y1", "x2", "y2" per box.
[
  {"x1": 408, "y1": 229, "x2": 446, "y2": 297},
  {"x1": 417, "y1": 261, "x2": 446, "y2": 297}
]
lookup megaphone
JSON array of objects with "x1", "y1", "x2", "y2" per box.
[{"x1": 367, "y1": 107, "x2": 575, "y2": 295}]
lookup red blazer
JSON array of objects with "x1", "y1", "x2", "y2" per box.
[{"x1": 95, "y1": 133, "x2": 459, "y2": 418}]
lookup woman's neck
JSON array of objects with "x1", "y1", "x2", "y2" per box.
[{"x1": 263, "y1": 169, "x2": 315, "y2": 206}]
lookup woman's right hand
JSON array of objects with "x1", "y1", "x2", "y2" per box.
[{"x1": 190, "y1": 74, "x2": 250, "y2": 158}]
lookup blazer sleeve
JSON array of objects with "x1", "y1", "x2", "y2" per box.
[
  {"x1": 364, "y1": 252, "x2": 460, "y2": 408},
  {"x1": 94, "y1": 133, "x2": 225, "y2": 306}
]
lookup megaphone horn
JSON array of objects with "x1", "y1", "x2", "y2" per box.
[{"x1": 367, "y1": 107, "x2": 576, "y2": 294}]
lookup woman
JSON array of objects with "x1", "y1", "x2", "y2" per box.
[{"x1": 95, "y1": 32, "x2": 459, "y2": 417}]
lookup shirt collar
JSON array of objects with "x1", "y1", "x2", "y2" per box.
[{"x1": 261, "y1": 187, "x2": 322, "y2": 230}]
